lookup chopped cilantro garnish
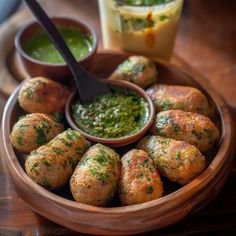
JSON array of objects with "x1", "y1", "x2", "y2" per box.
[
  {"x1": 161, "y1": 101, "x2": 173, "y2": 110},
  {"x1": 17, "y1": 136, "x2": 23, "y2": 145},
  {"x1": 33, "y1": 122, "x2": 51, "y2": 145},
  {"x1": 173, "y1": 123, "x2": 181, "y2": 132},
  {"x1": 98, "y1": 172, "x2": 109, "y2": 182},
  {"x1": 30, "y1": 162, "x2": 39, "y2": 175},
  {"x1": 175, "y1": 151, "x2": 181, "y2": 160},
  {"x1": 16, "y1": 124, "x2": 28, "y2": 145},
  {"x1": 90, "y1": 168, "x2": 109, "y2": 183},
  {"x1": 52, "y1": 147, "x2": 64, "y2": 154},
  {"x1": 65, "y1": 129, "x2": 81, "y2": 140},
  {"x1": 42, "y1": 160, "x2": 51, "y2": 167},
  {"x1": 26, "y1": 87, "x2": 36, "y2": 98},
  {"x1": 139, "y1": 173, "x2": 144, "y2": 179},
  {"x1": 36, "y1": 80, "x2": 47, "y2": 86},
  {"x1": 95, "y1": 154, "x2": 108, "y2": 166},
  {"x1": 60, "y1": 138, "x2": 73, "y2": 147},
  {"x1": 132, "y1": 63, "x2": 145, "y2": 75},
  {"x1": 146, "y1": 186, "x2": 154, "y2": 194}
]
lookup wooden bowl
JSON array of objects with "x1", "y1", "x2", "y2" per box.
[
  {"x1": 65, "y1": 79, "x2": 155, "y2": 147},
  {"x1": 1, "y1": 52, "x2": 234, "y2": 235},
  {"x1": 14, "y1": 17, "x2": 98, "y2": 83}
]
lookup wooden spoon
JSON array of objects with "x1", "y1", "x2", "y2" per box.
[{"x1": 24, "y1": 0, "x2": 109, "y2": 103}]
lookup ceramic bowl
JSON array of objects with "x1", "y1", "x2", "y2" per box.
[
  {"x1": 65, "y1": 79, "x2": 156, "y2": 147},
  {"x1": 14, "y1": 17, "x2": 98, "y2": 83}
]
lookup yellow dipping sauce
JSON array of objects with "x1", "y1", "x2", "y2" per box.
[{"x1": 99, "y1": 0, "x2": 184, "y2": 60}]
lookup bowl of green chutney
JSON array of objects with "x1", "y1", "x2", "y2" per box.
[
  {"x1": 15, "y1": 17, "x2": 97, "y2": 83},
  {"x1": 66, "y1": 79, "x2": 155, "y2": 147}
]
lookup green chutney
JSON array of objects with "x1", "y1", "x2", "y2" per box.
[
  {"x1": 23, "y1": 25, "x2": 93, "y2": 63},
  {"x1": 72, "y1": 87, "x2": 150, "y2": 138}
]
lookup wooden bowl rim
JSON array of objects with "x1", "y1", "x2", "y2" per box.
[
  {"x1": 1, "y1": 53, "x2": 233, "y2": 215},
  {"x1": 65, "y1": 79, "x2": 155, "y2": 146}
]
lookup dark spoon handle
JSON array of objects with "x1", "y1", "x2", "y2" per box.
[{"x1": 24, "y1": 0, "x2": 109, "y2": 103}]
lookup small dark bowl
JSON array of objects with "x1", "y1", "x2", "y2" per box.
[
  {"x1": 15, "y1": 17, "x2": 98, "y2": 83},
  {"x1": 65, "y1": 80, "x2": 155, "y2": 147}
]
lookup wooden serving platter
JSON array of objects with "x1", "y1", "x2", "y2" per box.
[{"x1": 1, "y1": 52, "x2": 234, "y2": 235}]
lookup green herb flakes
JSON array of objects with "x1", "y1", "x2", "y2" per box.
[
  {"x1": 52, "y1": 147, "x2": 64, "y2": 154},
  {"x1": 42, "y1": 160, "x2": 51, "y2": 167},
  {"x1": 30, "y1": 162, "x2": 39, "y2": 175},
  {"x1": 17, "y1": 136, "x2": 23, "y2": 145},
  {"x1": 173, "y1": 123, "x2": 181, "y2": 132},
  {"x1": 33, "y1": 122, "x2": 51, "y2": 145},
  {"x1": 161, "y1": 101, "x2": 173, "y2": 110},
  {"x1": 65, "y1": 129, "x2": 81, "y2": 140},
  {"x1": 159, "y1": 15, "x2": 170, "y2": 21},
  {"x1": 60, "y1": 138, "x2": 73, "y2": 147},
  {"x1": 146, "y1": 186, "x2": 154, "y2": 194},
  {"x1": 132, "y1": 63, "x2": 145, "y2": 75},
  {"x1": 26, "y1": 87, "x2": 36, "y2": 98},
  {"x1": 72, "y1": 87, "x2": 149, "y2": 138},
  {"x1": 139, "y1": 173, "x2": 144, "y2": 179},
  {"x1": 175, "y1": 151, "x2": 181, "y2": 160}
]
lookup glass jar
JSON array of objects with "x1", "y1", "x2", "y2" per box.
[{"x1": 99, "y1": 0, "x2": 184, "y2": 60}]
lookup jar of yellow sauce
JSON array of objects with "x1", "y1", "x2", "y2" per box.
[{"x1": 98, "y1": 0, "x2": 184, "y2": 60}]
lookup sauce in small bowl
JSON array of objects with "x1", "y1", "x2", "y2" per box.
[
  {"x1": 66, "y1": 80, "x2": 155, "y2": 147},
  {"x1": 23, "y1": 25, "x2": 93, "y2": 64},
  {"x1": 15, "y1": 17, "x2": 97, "y2": 82}
]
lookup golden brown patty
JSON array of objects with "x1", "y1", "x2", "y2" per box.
[
  {"x1": 146, "y1": 84, "x2": 209, "y2": 115},
  {"x1": 109, "y1": 56, "x2": 157, "y2": 88},
  {"x1": 70, "y1": 143, "x2": 121, "y2": 206},
  {"x1": 18, "y1": 77, "x2": 71, "y2": 114},
  {"x1": 137, "y1": 136, "x2": 206, "y2": 185},
  {"x1": 10, "y1": 113, "x2": 64, "y2": 153},
  {"x1": 25, "y1": 129, "x2": 88, "y2": 190},
  {"x1": 119, "y1": 149, "x2": 163, "y2": 205},
  {"x1": 152, "y1": 110, "x2": 220, "y2": 152}
]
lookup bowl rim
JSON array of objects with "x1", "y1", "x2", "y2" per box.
[
  {"x1": 14, "y1": 17, "x2": 98, "y2": 67},
  {"x1": 65, "y1": 80, "x2": 155, "y2": 146},
  {"x1": 1, "y1": 56, "x2": 234, "y2": 215}
]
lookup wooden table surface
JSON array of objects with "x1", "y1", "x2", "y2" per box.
[{"x1": 0, "y1": 0, "x2": 236, "y2": 235}]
